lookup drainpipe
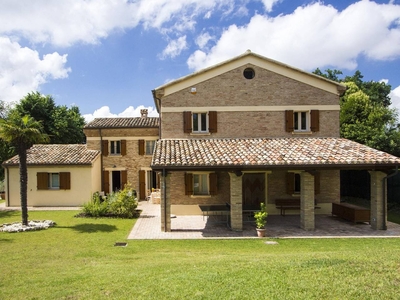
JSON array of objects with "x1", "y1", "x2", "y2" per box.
[
  {"x1": 5, "y1": 166, "x2": 9, "y2": 206},
  {"x1": 382, "y1": 166, "x2": 398, "y2": 230},
  {"x1": 162, "y1": 168, "x2": 167, "y2": 232},
  {"x1": 99, "y1": 128, "x2": 103, "y2": 192}
]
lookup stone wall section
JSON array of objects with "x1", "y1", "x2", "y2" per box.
[
  {"x1": 84, "y1": 127, "x2": 159, "y2": 194},
  {"x1": 161, "y1": 110, "x2": 339, "y2": 139}
]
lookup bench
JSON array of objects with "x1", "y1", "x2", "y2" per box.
[
  {"x1": 275, "y1": 199, "x2": 320, "y2": 216},
  {"x1": 275, "y1": 199, "x2": 300, "y2": 216},
  {"x1": 332, "y1": 202, "x2": 370, "y2": 224}
]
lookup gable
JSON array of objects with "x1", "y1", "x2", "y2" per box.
[
  {"x1": 160, "y1": 64, "x2": 341, "y2": 110},
  {"x1": 153, "y1": 51, "x2": 346, "y2": 110}
]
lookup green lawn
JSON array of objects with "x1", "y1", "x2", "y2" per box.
[{"x1": 1, "y1": 210, "x2": 400, "y2": 300}]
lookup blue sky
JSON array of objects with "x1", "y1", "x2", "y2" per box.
[{"x1": 1, "y1": 0, "x2": 400, "y2": 122}]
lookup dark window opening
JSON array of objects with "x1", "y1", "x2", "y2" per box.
[{"x1": 243, "y1": 68, "x2": 255, "y2": 79}]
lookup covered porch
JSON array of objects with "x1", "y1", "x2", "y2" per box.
[{"x1": 151, "y1": 137, "x2": 400, "y2": 233}]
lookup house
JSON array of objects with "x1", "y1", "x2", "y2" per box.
[
  {"x1": 2, "y1": 144, "x2": 101, "y2": 206},
  {"x1": 83, "y1": 110, "x2": 160, "y2": 200},
  {"x1": 2, "y1": 109, "x2": 159, "y2": 207},
  {"x1": 151, "y1": 50, "x2": 400, "y2": 232}
]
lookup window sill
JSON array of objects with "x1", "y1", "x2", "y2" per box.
[
  {"x1": 190, "y1": 132, "x2": 211, "y2": 136},
  {"x1": 292, "y1": 131, "x2": 313, "y2": 135},
  {"x1": 292, "y1": 193, "x2": 300, "y2": 197},
  {"x1": 190, "y1": 195, "x2": 211, "y2": 198}
]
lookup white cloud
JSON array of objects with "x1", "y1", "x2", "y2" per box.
[
  {"x1": 196, "y1": 32, "x2": 214, "y2": 49},
  {"x1": 83, "y1": 105, "x2": 159, "y2": 123},
  {"x1": 260, "y1": 0, "x2": 282, "y2": 13},
  {"x1": 160, "y1": 36, "x2": 188, "y2": 59},
  {"x1": 187, "y1": 1, "x2": 400, "y2": 71},
  {"x1": 390, "y1": 85, "x2": 400, "y2": 112},
  {"x1": 0, "y1": 0, "x2": 237, "y2": 47},
  {"x1": 0, "y1": 37, "x2": 70, "y2": 103}
]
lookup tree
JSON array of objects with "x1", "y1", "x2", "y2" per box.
[
  {"x1": 0, "y1": 110, "x2": 49, "y2": 225},
  {"x1": 313, "y1": 69, "x2": 400, "y2": 156},
  {"x1": 15, "y1": 92, "x2": 86, "y2": 144},
  {"x1": 340, "y1": 82, "x2": 400, "y2": 156},
  {"x1": 0, "y1": 101, "x2": 15, "y2": 180}
]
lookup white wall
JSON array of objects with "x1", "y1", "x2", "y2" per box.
[{"x1": 5, "y1": 158, "x2": 101, "y2": 207}]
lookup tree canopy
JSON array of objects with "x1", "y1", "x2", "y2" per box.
[
  {"x1": 0, "y1": 92, "x2": 86, "y2": 181},
  {"x1": 314, "y1": 69, "x2": 400, "y2": 156},
  {"x1": 15, "y1": 92, "x2": 86, "y2": 144}
]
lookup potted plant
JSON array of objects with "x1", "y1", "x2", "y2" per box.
[{"x1": 254, "y1": 202, "x2": 268, "y2": 237}]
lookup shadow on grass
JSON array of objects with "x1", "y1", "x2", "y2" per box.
[
  {"x1": 69, "y1": 223, "x2": 118, "y2": 233},
  {"x1": 0, "y1": 210, "x2": 20, "y2": 218}
]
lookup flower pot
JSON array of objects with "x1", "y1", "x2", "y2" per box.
[{"x1": 256, "y1": 228, "x2": 266, "y2": 237}]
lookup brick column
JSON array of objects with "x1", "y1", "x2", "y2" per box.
[
  {"x1": 229, "y1": 172, "x2": 243, "y2": 231},
  {"x1": 160, "y1": 173, "x2": 171, "y2": 232},
  {"x1": 300, "y1": 171, "x2": 315, "y2": 231},
  {"x1": 369, "y1": 171, "x2": 387, "y2": 230}
]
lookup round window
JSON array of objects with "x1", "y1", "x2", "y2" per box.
[{"x1": 243, "y1": 68, "x2": 255, "y2": 79}]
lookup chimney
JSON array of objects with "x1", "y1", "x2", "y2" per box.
[{"x1": 140, "y1": 109, "x2": 148, "y2": 118}]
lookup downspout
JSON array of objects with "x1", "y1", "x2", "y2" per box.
[
  {"x1": 99, "y1": 128, "x2": 103, "y2": 192},
  {"x1": 151, "y1": 89, "x2": 162, "y2": 139},
  {"x1": 162, "y1": 168, "x2": 167, "y2": 232},
  {"x1": 382, "y1": 166, "x2": 398, "y2": 230},
  {"x1": 5, "y1": 166, "x2": 9, "y2": 206}
]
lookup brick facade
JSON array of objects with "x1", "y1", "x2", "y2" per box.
[{"x1": 84, "y1": 126, "x2": 159, "y2": 199}]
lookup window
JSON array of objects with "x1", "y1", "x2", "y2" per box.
[
  {"x1": 146, "y1": 140, "x2": 156, "y2": 155},
  {"x1": 37, "y1": 172, "x2": 71, "y2": 190},
  {"x1": 104, "y1": 140, "x2": 126, "y2": 156},
  {"x1": 243, "y1": 68, "x2": 255, "y2": 79},
  {"x1": 183, "y1": 111, "x2": 217, "y2": 134},
  {"x1": 49, "y1": 173, "x2": 60, "y2": 189},
  {"x1": 193, "y1": 174, "x2": 208, "y2": 195},
  {"x1": 294, "y1": 173, "x2": 301, "y2": 193},
  {"x1": 285, "y1": 110, "x2": 319, "y2": 133},
  {"x1": 185, "y1": 173, "x2": 218, "y2": 196},
  {"x1": 110, "y1": 141, "x2": 121, "y2": 155},
  {"x1": 286, "y1": 172, "x2": 320, "y2": 195},
  {"x1": 193, "y1": 113, "x2": 208, "y2": 133},
  {"x1": 294, "y1": 111, "x2": 309, "y2": 131}
]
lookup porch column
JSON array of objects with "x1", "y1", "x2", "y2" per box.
[
  {"x1": 229, "y1": 172, "x2": 243, "y2": 231},
  {"x1": 160, "y1": 172, "x2": 171, "y2": 232},
  {"x1": 369, "y1": 171, "x2": 387, "y2": 230},
  {"x1": 300, "y1": 171, "x2": 315, "y2": 231}
]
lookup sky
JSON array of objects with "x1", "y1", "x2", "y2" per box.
[{"x1": 1, "y1": 0, "x2": 400, "y2": 122}]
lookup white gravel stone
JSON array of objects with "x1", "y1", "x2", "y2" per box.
[{"x1": 1, "y1": 220, "x2": 56, "y2": 233}]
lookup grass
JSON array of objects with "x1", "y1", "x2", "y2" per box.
[{"x1": 1, "y1": 210, "x2": 400, "y2": 300}]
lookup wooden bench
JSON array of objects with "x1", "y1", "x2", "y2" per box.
[
  {"x1": 275, "y1": 199, "x2": 300, "y2": 216},
  {"x1": 275, "y1": 199, "x2": 320, "y2": 216},
  {"x1": 332, "y1": 203, "x2": 370, "y2": 224}
]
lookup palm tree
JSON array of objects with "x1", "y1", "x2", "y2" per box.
[{"x1": 0, "y1": 111, "x2": 49, "y2": 225}]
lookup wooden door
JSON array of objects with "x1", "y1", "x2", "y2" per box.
[{"x1": 242, "y1": 173, "x2": 265, "y2": 209}]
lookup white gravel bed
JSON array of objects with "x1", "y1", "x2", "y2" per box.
[{"x1": 1, "y1": 220, "x2": 56, "y2": 233}]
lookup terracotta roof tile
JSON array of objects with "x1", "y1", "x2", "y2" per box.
[
  {"x1": 151, "y1": 138, "x2": 400, "y2": 169},
  {"x1": 3, "y1": 144, "x2": 100, "y2": 166},
  {"x1": 84, "y1": 117, "x2": 159, "y2": 129}
]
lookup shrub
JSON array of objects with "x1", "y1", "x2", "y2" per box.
[
  {"x1": 81, "y1": 192, "x2": 109, "y2": 217},
  {"x1": 108, "y1": 185, "x2": 137, "y2": 218},
  {"x1": 80, "y1": 185, "x2": 138, "y2": 218}
]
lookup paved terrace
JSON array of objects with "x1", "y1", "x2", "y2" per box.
[{"x1": 128, "y1": 201, "x2": 400, "y2": 239}]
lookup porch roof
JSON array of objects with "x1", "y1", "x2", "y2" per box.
[{"x1": 151, "y1": 137, "x2": 400, "y2": 170}]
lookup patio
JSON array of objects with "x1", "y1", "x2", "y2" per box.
[{"x1": 127, "y1": 201, "x2": 400, "y2": 239}]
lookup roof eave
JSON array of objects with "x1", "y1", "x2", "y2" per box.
[{"x1": 151, "y1": 163, "x2": 400, "y2": 172}]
